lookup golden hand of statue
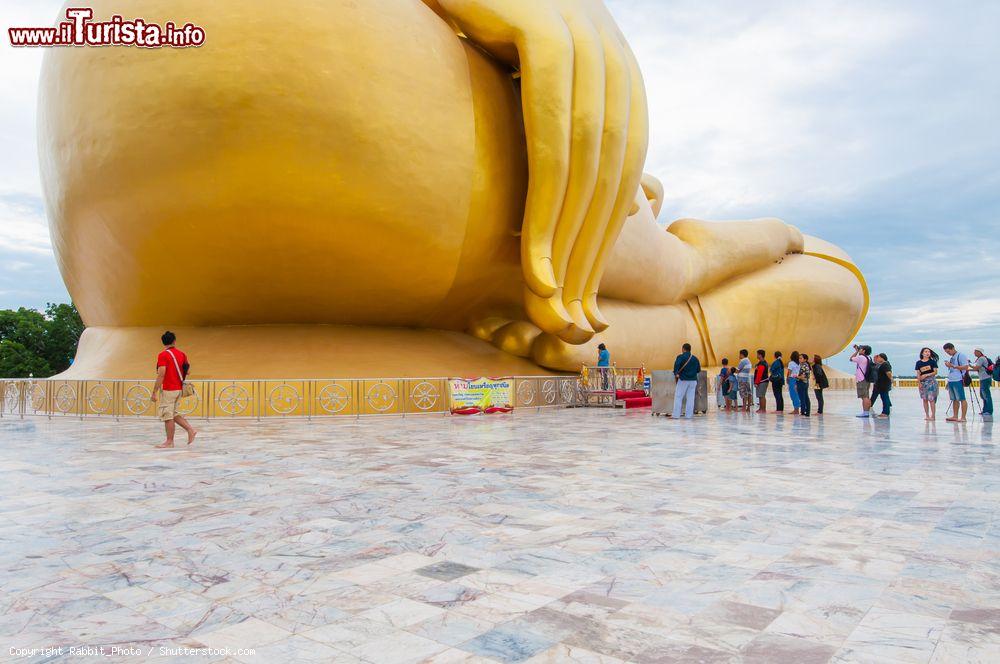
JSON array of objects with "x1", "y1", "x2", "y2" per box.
[{"x1": 437, "y1": 0, "x2": 649, "y2": 344}]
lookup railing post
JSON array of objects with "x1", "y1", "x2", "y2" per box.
[{"x1": 443, "y1": 377, "x2": 450, "y2": 416}]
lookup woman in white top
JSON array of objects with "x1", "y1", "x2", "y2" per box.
[{"x1": 787, "y1": 351, "x2": 801, "y2": 415}]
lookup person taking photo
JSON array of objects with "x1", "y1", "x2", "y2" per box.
[
  {"x1": 850, "y1": 345, "x2": 874, "y2": 418},
  {"x1": 943, "y1": 342, "x2": 969, "y2": 422}
]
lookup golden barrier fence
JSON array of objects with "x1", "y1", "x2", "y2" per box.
[
  {"x1": 894, "y1": 377, "x2": 987, "y2": 389},
  {"x1": 580, "y1": 366, "x2": 645, "y2": 392},
  {"x1": 0, "y1": 376, "x2": 581, "y2": 420},
  {"x1": 577, "y1": 366, "x2": 646, "y2": 407},
  {"x1": 6, "y1": 376, "x2": 975, "y2": 419}
]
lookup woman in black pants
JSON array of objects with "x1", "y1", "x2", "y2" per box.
[
  {"x1": 796, "y1": 353, "x2": 812, "y2": 416},
  {"x1": 812, "y1": 354, "x2": 829, "y2": 415}
]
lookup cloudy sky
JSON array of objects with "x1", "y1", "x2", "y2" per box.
[{"x1": 1, "y1": 0, "x2": 998, "y2": 372}]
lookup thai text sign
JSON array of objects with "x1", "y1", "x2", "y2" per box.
[{"x1": 449, "y1": 377, "x2": 513, "y2": 414}]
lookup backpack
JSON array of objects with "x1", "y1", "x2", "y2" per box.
[
  {"x1": 771, "y1": 359, "x2": 784, "y2": 382},
  {"x1": 863, "y1": 355, "x2": 877, "y2": 383},
  {"x1": 814, "y1": 365, "x2": 830, "y2": 389},
  {"x1": 954, "y1": 353, "x2": 972, "y2": 387}
]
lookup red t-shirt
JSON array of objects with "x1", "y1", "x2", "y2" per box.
[{"x1": 157, "y1": 347, "x2": 187, "y2": 391}]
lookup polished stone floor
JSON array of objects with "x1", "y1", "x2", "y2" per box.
[{"x1": 1, "y1": 389, "x2": 997, "y2": 663}]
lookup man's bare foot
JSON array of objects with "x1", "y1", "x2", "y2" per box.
[
  {"x1": 154, "y1": 441, "x2": 174, "y2": 449},
  {"x1": 187, "y1": 430, "x2": 198, "y2": 446},
  {"x1": 946, "y1": 417, "x2": 958, "y2": 422}
]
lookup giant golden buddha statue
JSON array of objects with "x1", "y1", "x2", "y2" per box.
[{"x1": 40, "y1": 0, "x2": 866, "y2": 378}]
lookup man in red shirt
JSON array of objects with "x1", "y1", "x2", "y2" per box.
[
  {"x1": 152, "y1": 331, "x2": 197, "y2": 448},
  {"x1": 753, "y1": 349, "x2": 770, "y2": 414}
]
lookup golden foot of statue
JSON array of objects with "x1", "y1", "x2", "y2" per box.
[
  {"x1": 471, "y1": 318, "x2": 543, "y2": 359},
  {"x1": 523, "y1": 244, "x2": 868, "y2": 372},
  {"x1": 471, "y1": 213, "x2": 820, "y2": 362}
]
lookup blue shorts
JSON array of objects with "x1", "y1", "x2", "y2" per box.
[{"x1": 947, "y1": 381, "x2": 966, "y2": 402}]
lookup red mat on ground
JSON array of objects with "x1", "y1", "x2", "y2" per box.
[
  {"x1": 615, "y1": 390, "x2": 646, "y2": 400},
  {"x1": 622, "y1": 396, "x2": 652, "y2": 409}
]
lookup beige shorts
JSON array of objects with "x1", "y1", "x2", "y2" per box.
[
  {"x1": 157, "y1": 390, "x2": 181, "y2": 421},
  {"x1": 856, "y1": 381, "x2": 871, "y2": 398}
]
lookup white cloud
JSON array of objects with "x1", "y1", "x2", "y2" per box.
[
  {"x1": 864, "y1": 298, "x2": 1000, "y2": 335},
  {"x1": 0, "y1": 1, "x2": 63, "y2": 193},
  {"x1": 607, "y1": 0, "x2": 1000, "y2": 220},
  {"x1": 609, "y1": 1, "x2": 917, "y2": 216},
  {"x1": 0, "y1": 194, "x2": 50, "y2": 254}
]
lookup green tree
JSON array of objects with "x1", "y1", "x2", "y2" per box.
[
  {"x1": 0, "y1": 308, "x2": 47, "y2": 358},
  {"x1": 41, "y1": 303, "x2": 84, "y2": 373},
  {"x1": 0, "y1": 303, "x2": 84, "y2": 378},
  {"x1": 0, "y1": 340, "x2": 52, "y2": 377}
]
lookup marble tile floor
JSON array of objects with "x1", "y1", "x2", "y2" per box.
[{"x1": 0, "y1": 389, "x2": 997, "y2": 663}]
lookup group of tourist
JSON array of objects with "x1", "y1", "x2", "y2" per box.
[
  {"x1": 662, "y1": 342, "x2": 997, "y2": 422},
  {"x1": 715, "y1": 348, "x2": 830, "y2": 417},
  {"x1": 854, "y1": 343, "x2": 996, "y2": 423},
  {"x1": 151, "y1": 332, "x2": 996, "y2": 447},
  {"x1": 845, "y1": 345, "x2": 895, "y2": 418}
]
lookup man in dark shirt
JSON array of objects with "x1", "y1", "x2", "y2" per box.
[
  {"x1": 671, "y1": 342, "x2": 701, "y2": 419},
  {"x1": 871, "y1": 353, "x2": 893, "y2": 418},
  {"x1": 769, "y1": 351, "x2": 785, "y2": 412}
]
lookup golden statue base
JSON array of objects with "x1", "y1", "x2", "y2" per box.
[{"x1": 60, "y1": 325, "x2": 556, "y2": 380}]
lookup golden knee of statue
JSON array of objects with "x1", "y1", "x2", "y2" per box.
[{"x1": 39, "y1": 0, "x2": 867, "y2": 379}]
